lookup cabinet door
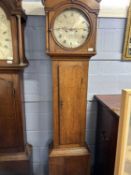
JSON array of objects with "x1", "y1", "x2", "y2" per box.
[
  {"x1": 95, "y1": 102, "x2": 119, "y2": 175},
  {"x1": 0, "y1": 75, "x2": 18, "y2": 149},
  {"x1": 58, "y1": 61, "x2": 88, "y2": 145}
]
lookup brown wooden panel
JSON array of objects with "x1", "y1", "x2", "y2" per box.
[
  {"x1": 44, "y1": 0, "x2": 100, "y2": 12},
  {"x1": 0, "y1": 144, "x2": 32, "y2": 175},
  {"x1": 49, "y1": 147, "x2": 90, "y2": 175},
  {"x1": 58, "y1": 61, "x2": 88, "y2": 145},
  {"x1": 0, "y1": 75, "x2": 18, "y2": 148}
]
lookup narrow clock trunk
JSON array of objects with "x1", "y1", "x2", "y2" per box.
[
  {"x1": 49, "y1": 59, "x2": 90, "y2": 175},
  {"x1": 52, "y1": 60, "x2": 89, "y2": 147}
]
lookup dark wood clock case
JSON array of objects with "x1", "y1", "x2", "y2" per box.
[
  {"x1": 0, "y1": 1, "x2": 32, "y2": 175},
  {"x1": 43, "y1": 0, "x2": 101, "y2": 175}
]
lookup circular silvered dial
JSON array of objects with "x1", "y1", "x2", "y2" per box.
[
  {"x1": 0, "y1": 7, "x2": 13, "y2": 60},
  {"x1": 53, "y1": 8, "x2": 90, "y2": 49}
]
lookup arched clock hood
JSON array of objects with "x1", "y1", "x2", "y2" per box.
[{"x1": 0, "y1": 0, "x2": 28, "y2": 69}]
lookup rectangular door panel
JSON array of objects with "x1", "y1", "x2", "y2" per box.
[
  {"x1": 0, "y1": 75, "x2": 18, "y2": 148},
  {"x1": 59, "y1": 61, "x2": 88, "y2": 145}
]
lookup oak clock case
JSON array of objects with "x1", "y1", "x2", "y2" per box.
[
  {"x1": 0, "y1": 1, "x2": 32, "y2": 175},
  {"x1": 43, "y1": 0, "x2": 101, "y2": 175}
]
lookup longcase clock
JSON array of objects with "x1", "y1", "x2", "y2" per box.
[
  {"x1": 43, "y1": 0, "x2": 101, "y2": 175},
  {"x1": 0, "y1": 1, "x2": 32, "y2": 175}
]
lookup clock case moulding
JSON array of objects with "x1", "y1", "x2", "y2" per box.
[
  {"x1": 43, "y1": 0, "x2": 101, "y2": 175},
  {"x1": 0, "y1": 1, "x2": 32, "y2": 175}
]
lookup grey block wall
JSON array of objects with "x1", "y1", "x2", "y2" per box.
[{"x1": 24, "y1": 16, "x2": 131, "y2": 175}]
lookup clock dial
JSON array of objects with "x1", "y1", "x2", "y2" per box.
[
  {"x1": 0, "y1": 7, "x2": 13, "y2": 60},
  {"x1": 53, "y1": 8, "x2": 90, "y2": 49}
]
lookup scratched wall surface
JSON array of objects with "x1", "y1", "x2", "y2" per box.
[{"x1": 24, "y1": 15, "x2": 131, "y2": 175}]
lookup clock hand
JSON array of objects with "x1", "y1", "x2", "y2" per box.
[
  {"x1": 53, "y1": 27, "x2": 88, "y2": 31},
  {"x1": 52, "y1": 27, "x2": 67, "y2": 30},
  {"x1": 68, "y1": 28, "x2": 88, "y2": 30}
]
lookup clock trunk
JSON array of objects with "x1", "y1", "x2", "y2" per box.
[{"x1": 52, "y1": 61, "x2": 88, "y2": 146}]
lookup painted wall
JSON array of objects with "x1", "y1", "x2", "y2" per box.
[{"x1": 24, "y1": 16, "x2": 131, "y2": 175}]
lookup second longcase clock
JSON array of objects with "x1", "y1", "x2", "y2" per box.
[{"x1": 0, "y1": 1, "x2": 32, "y2": 175}]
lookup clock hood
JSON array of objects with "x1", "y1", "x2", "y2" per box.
[
  {"x1": 44, "y1": 0, "x2": 101, "y2": 57},
  {"x1": 0, "y1": 0, "x2": 28, "y2": 70}
]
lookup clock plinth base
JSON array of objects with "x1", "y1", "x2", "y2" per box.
[
  {"x1": 0, "y1": 144, "x2": 32, "y2": 175},
  {"x1": 49, "y1": 146, "x2": 91, "y2": 175}
]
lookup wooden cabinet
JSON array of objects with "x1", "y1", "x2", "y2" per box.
[{"x1": 94, "y1": 95, "x2": 121, "y2": 175}]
